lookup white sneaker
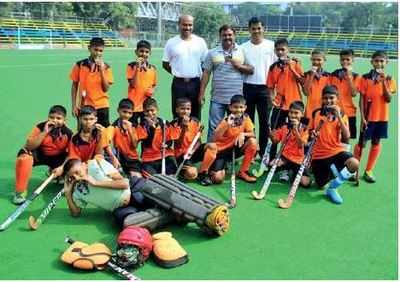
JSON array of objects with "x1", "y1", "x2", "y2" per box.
[{"x1": 279, "y1": 170, "x2": 290, "y2": 182}]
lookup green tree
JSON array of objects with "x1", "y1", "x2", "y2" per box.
[
  {"x1": 181, "y1": 2, "x2": 231, "y2": 46},
  {"x1": 231, "y1": 2, "x2": 283, "y2": 24}
]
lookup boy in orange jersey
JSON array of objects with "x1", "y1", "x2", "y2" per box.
[
  {"x1": 70, "y1": 37, "x2": 114, "y2": 127},
  {"x1": 267, "y1": 38, "x2": 304, "y2": 130},
  {"x1": 126, "y1": 40, "x2": 157, "y2": 124},
  {"x1": 136, "y1": 98, "x2": 181, "y2": 175},
  {"x1": 270, "y1": 101, "x2": 311, "y2": 187},
  {"x1": 13, "y1": 105, "x2": 73, "y2": 205},
  {"x1": 197, "y1": 95, "x2": 258, "y2": 186},
  {"x1": 353, "y1": 50, "x2": 396, "y2": 183},
  {"x1": 330, "y1": 49, "x2": 361, "y2": 141},
  {"x1": 266, "y1": 38, "x2": 304, "y2": 178},
  {"x1": 172, "y1": 97, "x2": 203, "y2": 180},
  {"x1": 310, "y1": 85, "x2": 359, "y2": 204},
  {"x1": 108, "y1": 99, "x2": 142, "y2": 177},
  {"x1": 303, "y1": 49, "x2": 331, "y2": 123}
]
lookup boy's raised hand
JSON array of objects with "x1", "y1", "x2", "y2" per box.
[
  {"x1": 122, "y1": 120, "x2": 133, "y2": 131},
  {"x1": 44, "y1": 120, "x2": 55, "y2": 133}
]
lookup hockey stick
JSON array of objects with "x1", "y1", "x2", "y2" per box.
[
  {"x1": 161, "y1": 119, "x2": 167, "y2": 175},
  {"x1": 28, "y1": 188, "x2": 64, "y2": 230},
  {"x1": 175, "y1": 125, "x2": 204, "y2": 178},
  {"x1": 0, "y1": 173, "x2": 55, "y2": 231},
  {"x1": 229, "y1": 148, "x2": 237, "y2": 208},
  {"x1": 355, "y1": 99, "x2": 372, "y2": 186},
  {"x1": 252, "y1": 99, "x2": 284, "y2": 178},
  {"x1": 65, "y1": 237, "x2": 140, "y2": 280},
  {"x1": 278, "y1": 120, "x2": 324, "y2": 209},
  {"x1": 251, "y1": 129, "x2": 292, "y2": 200}
]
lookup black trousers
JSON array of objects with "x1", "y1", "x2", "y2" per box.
[
  {"x1": 243, "y1": 83, "x2": 272, "y2": 156},
  {"x1": 171, "y1": 77, "x2": 201, "y2": 120}
]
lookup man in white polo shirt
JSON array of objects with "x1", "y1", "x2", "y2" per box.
[
  {"x1": 241, "y1": 17, "x2": 276, "y2": 157},
  {"x1": 162, "y1": 15, "x2": 208, "y2": 120}
]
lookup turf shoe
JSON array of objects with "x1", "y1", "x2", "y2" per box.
[
  {"x1": 363, "y1": 171, "x2": 376, "y2": 183},
  {"x1": 237, "y1": 171, "x2": 257, "y2": 183},
  {"x1": 13, "y1": 191, "x2": 27, "y2": 205},
  {"x1": 278, "y1": 170, "x2": 290, "y2": 182},
  {"x1": 197, "y1": 172, "x2": 213, "y2": 186},
  {"x1": 326, "y1": 188, "x2": 343, "y2": 205}
]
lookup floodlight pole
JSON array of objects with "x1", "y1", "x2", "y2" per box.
[{"x1": 157, "y1": 1, "x2": 162, "y2": 47}]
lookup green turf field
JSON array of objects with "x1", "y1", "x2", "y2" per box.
[{"x1": 0, "y1": 48, "x2": 397, "y2": 280}]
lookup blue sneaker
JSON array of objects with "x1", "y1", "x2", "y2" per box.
[{"x1": 326, "y1": 188, "x2": 343, "y2": 204}]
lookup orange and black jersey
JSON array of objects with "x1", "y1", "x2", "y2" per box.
[
  {"x1": 214, "y1": 114, "x2": 255, "y2": 152},
  {"x1": 267, "y1": 59, "x2": 304, "y2": 110},
  {"x1": 70, "y1": 58, "x2": 114, "y2": 109},
  {"x1": 170, "y1": 117, "x2": 202, "y2": 158},
  {"x1": 27, "y1": 122, "x2": 72, "y2": 156},
  {"x1": 126, "y1": 62, "x2": 157, "y2": 112},
  {"x1": 330, "y1": 68, "x2": 361, "y2": 117},
  {"x1": 108, "y1": 119, "x2": 139, "y2": 160},
  {"x1": 304, "y1": 69, "x2": 330, "y2": 120},
  {"x1": 309, "y1": 108, "x2": 349, "y2": 160},
  {"x1": 68, "y1": 128, "x2": 107, "y2": 162},
  {"x1": 358, "y1": 70, "x2": 397, "y2": 122},
  {"x1": 272, "y1": 124, "x2": 309, "y2": 164},
  {"x1": 136, "y1": 118, "x2": 181, "y2": 162}
]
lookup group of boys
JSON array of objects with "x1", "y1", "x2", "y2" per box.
[{"x1": 13, "y1": 35, "x2": 395, "y2": 208}]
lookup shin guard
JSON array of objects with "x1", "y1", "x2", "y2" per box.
[
  {"x1": 15, "y1": 154, "x2": 34, "y2": 193},
  {"x1": 140, "y1": 174, "x2": 229, "y2": 236}
]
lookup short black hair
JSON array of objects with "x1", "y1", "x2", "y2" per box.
[
  {"x1": 143, "y1": 97, "x2": 158, "y2": 110},
  {"x1": 230, "y1": 95, "x2": 246, "y2": 106},
  {"x1": 311, "y1": 49, "x2": 326, "y2": 59},
  {"x1": 248, "y1": 17, "x2": 264, "y2": 27},
  {"x1": 89, "y1": 37, "x2": 105, "y2": 47},
  {"x1": 175, "y1": 97, "x2": 191, "y2": 108},
  {"x1": 79, "y1": 105, "x2": 97, "y2": 117},
  {"x1": 136, "y1": 40, "x2": 151, "y2": 51},
  {"x1": 275, "y1": 38, "x2": 289, "y2": 48},
  {"x1": 322, "y1": 85, "x2": 339, "y2": 97},
  {"x1": 339, "y1": 49, "x2": 354, "y2": 57},
  {"x1": 371, "y1": 50, "x2": 388, "y2": 59},
  {"x1": 49, "y1": 105, "x2": 67, "y2": 117},
  {"x1": 118, "y1": 98, "x2": 134, "y2": 110},
  {"x1": 219, "y1": 24, "x2": 235, "y2": 34},
  {"x1": 289, "y1": 100, "x2": 305, "y2": 112},
  {"x1": 62, "y1": 158, "x2": 81, "y2": 178}
]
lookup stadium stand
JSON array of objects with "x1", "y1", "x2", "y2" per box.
[
  {"x1": 0, "y1": 17, "x2": 126, "y2": 48},
  {"x1": 236, "y1": 28, "x2": 397, "y2": 58}
]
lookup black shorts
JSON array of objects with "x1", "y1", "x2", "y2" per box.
[
  {"x1": 348, "y1": 116, "x2": 357, "y2": 139},
  {"x1": 118, "y1": 153, "x2": 141, "y2": 175},
  {"x1": 142, "y1": 156, "x2": 177, "y2": 175},
  {"x1": 210, "y1": 146, "x2": 244, "y2": 172},
  {"x1": 276, "y1": 156, "x2": 310, "y2": 181},
  {"x1": 96, "y1": 107, "x2": 110, "y2": 127},
  {"x1": 18, "y1": 149, "x2": 67, "y2": 169},
  {"x1": 311, "y1": 151, "x2": 353, "y2": 187},
  {"x1": 176, "y1": 143, "x2": 205, "y2": 167},
  {"x1": 365, "y1": 121, "x2": 388, "y2": 140}
]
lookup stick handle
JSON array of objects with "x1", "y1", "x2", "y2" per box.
[
  {"x1": 0, "y1": 174, "x2": 55, "y2": 231},
  {"x1": 161, "y1": 119, "x2": 166, "y2": 175}
]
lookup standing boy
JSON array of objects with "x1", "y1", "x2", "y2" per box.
[
  {"x1": 136, "y1": 98, "x2": 181, "y2": 175},
  {"x1": 13, "y1": 105, "x2": 73, "y2": 204},
  {"x1": 197, "y1": 95, "x2": 258, "y2": 185},
  {"x1": 70, "y1": 37, "x2": 114, "y2": 127},
  {"x1": 330, "y1": 49, "x2": 361, "y2": 140},
  {"x1": 303, "y1": 49, "x2": 330, "y2": 123},
  {"x1": 108, "y1": 99, "x2": 142, "y2": 177},
  {"x1": 310, "y1": 85, "x2": 359, "y2": 204},
  {"x1": 353, "y1": 50, "x2": 396, "y2": 183},
  {"x1": 126, "y1": 40, "x2": 157, "y2": 125}
]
